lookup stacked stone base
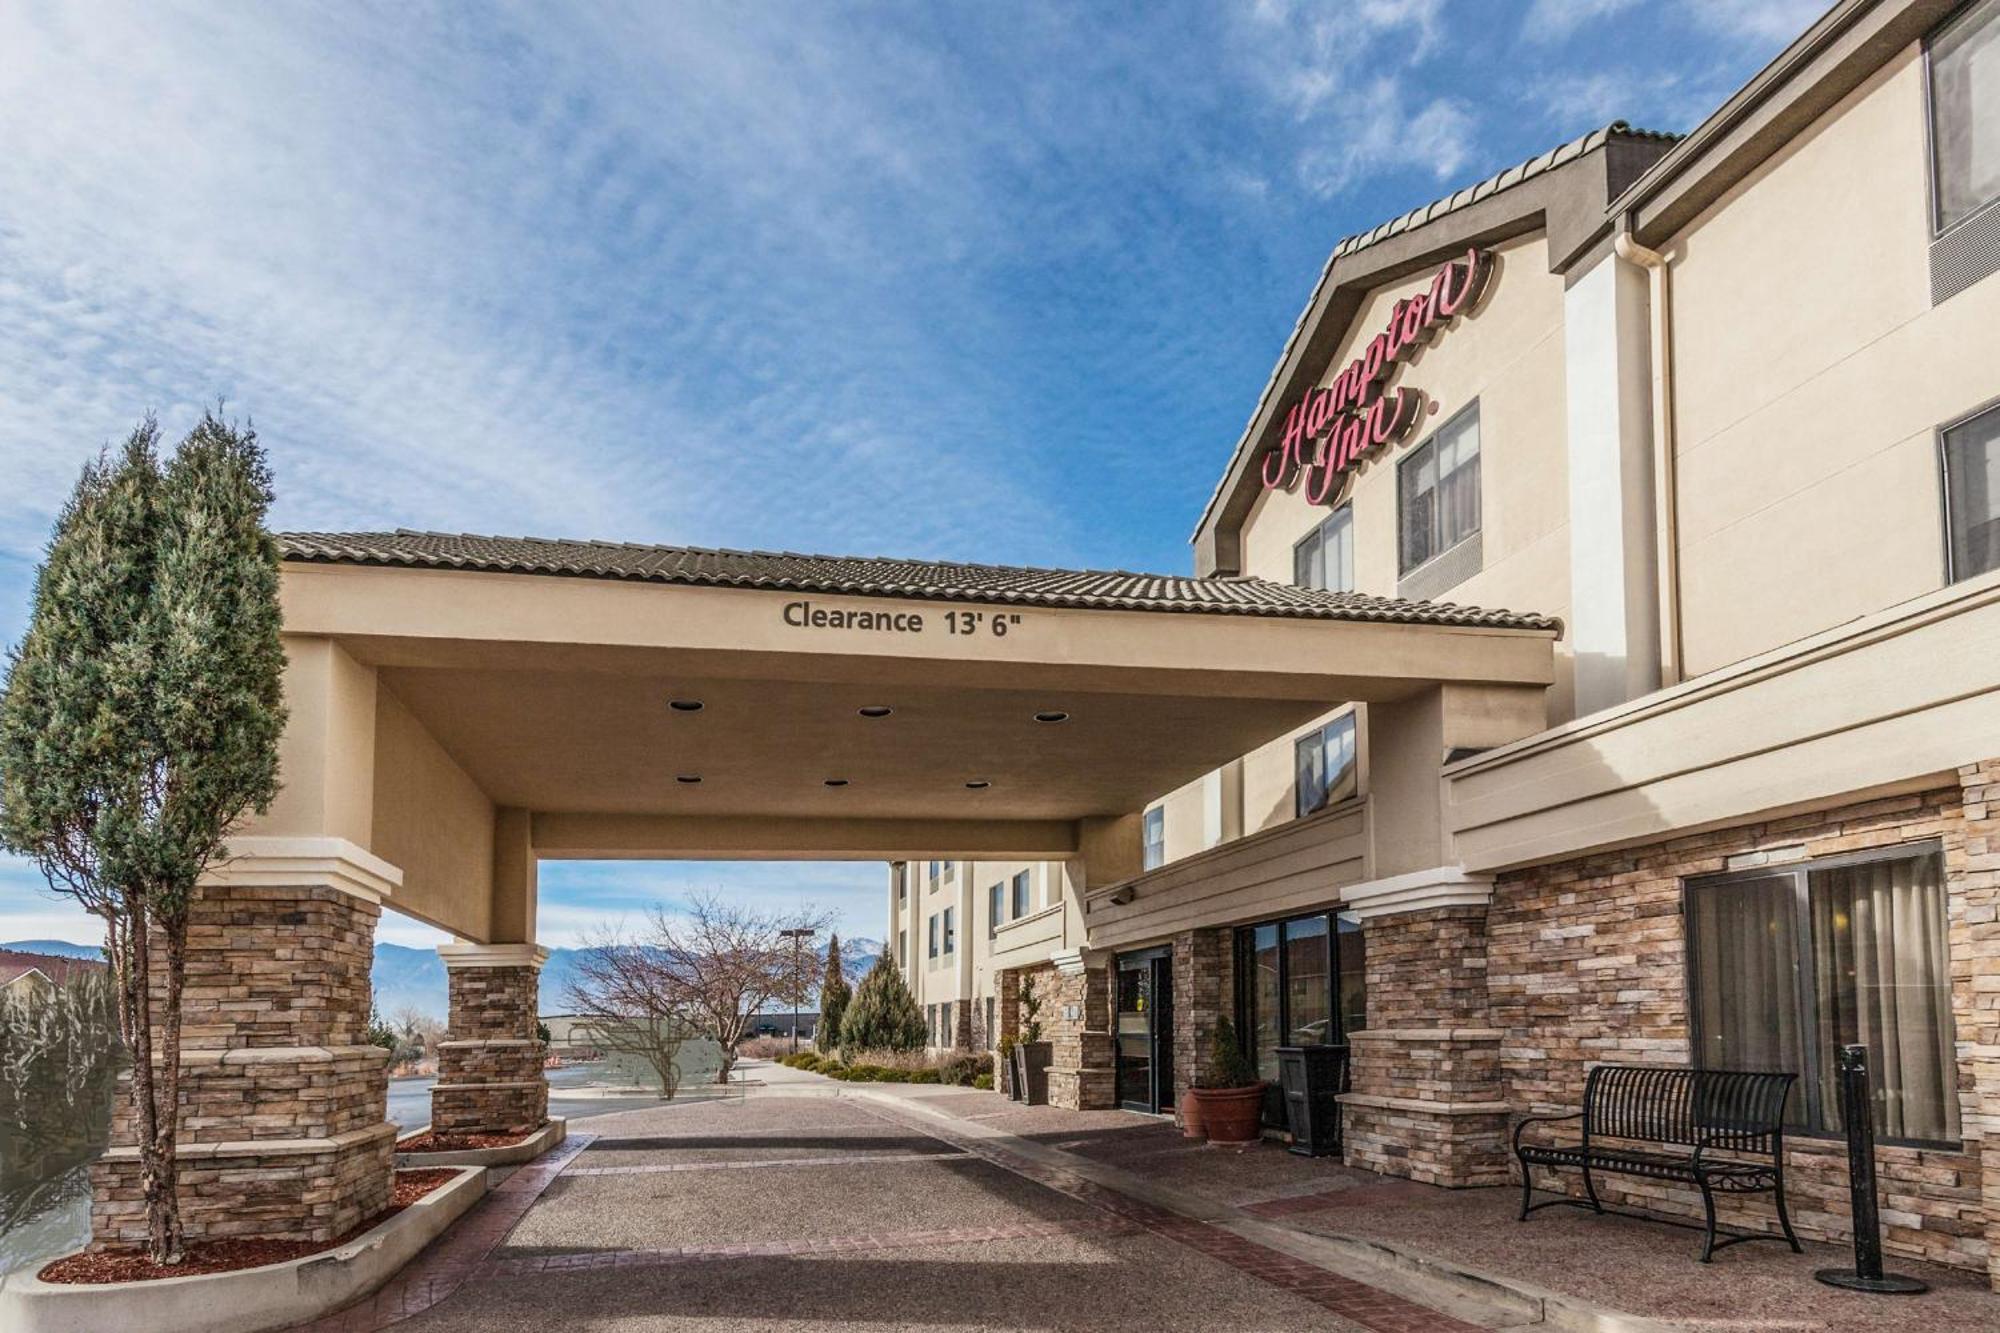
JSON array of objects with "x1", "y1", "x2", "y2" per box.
[
  {"x1": 432, "y1": 954, "x2": 549, "y2": 1136},
  {"x1": 999, "y1": 961, "x2": 1116, "y2": 1111},
  {"x1": 92, "y1": 1124, "x2": 395, "y2": 1247},
  {"x1": 90, "y1": 879, "x2": 395, "y2": 1250}
]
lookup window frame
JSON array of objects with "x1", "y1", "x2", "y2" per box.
[
  {"x1": 927, "y1": 914, "x2": 939, "y2": 959},
  {"x1": 1142, "y1": 806, "x2": 1166, "y2": 871},
  {"x1": 1293, "y1": 712, "x2": 1358, "y2": 819},
  {"x1": 942, "y1": 906, "x2": 956, "y2": 955},
  {"x1": 1396, "y1": 400, "x2": 1482, "y2": 576},
  {"x1": 1924, "y1": 0, "x2": 2000, "y2": 237},
  {"x1": 1011, "y1": 869, "x2": 1032, "y2": 919},
  {"x1": 988, "y1": 881, "x2": 1004, "y2": 936},
  {"x1": 1938, "y1": 395, "x2": 2000, "y2": 583},
  {"x1": 1681, "y1": 839, "x2": 1958, "y2": 1151},
  {"x1": 1292, "y1": 502, "x2": 1355, "y2": 593}
]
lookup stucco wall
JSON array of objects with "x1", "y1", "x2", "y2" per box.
[{"x1": 1668, "y1": 45, "x2": 2000, "y2": 675}]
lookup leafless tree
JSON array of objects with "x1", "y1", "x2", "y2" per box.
[{"x1": 566, "y1": 894, "x2": 833, "y2": 1084}]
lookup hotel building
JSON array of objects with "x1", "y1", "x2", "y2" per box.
[{"x1": 885, "y1": 0, "x2": 2000, "y2": 1283}]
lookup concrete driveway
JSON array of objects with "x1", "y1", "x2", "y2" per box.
[{"x1": 390, "y1": 1079, "x2": 1386, "y2": 1332}]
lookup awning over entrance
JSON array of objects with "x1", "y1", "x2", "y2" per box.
[{"x1": 255, "y1": 530, "x2": 1559, "y2": 943}]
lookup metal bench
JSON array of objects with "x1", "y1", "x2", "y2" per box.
[{"x1": 1514, "y1": 1065, "x2": 1802, "y2": 1262}]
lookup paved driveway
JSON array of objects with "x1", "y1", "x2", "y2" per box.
[{"x1": 395, "y1": 1089, "x2": 1379, "y2": 1332}]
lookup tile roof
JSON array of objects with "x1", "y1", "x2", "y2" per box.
[
  {"x1": 279, "y1": 530, "x2": 1560, "y2": 632},
  {"x1": 0, "y1": 949, "x2": 104, "y2": 987}
]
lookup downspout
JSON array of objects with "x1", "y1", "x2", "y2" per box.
[{"x1": 1613, "y1": 217, "x2": 1684, "y2": 688}]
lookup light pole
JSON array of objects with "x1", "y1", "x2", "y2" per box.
[{"x1": 779, "y1": 927, "x2": 816, "y2": 1055}]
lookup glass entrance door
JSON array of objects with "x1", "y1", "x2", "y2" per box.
[{"x1": 1116, "y1": 950, "x2": 1174, "y2": 1113}]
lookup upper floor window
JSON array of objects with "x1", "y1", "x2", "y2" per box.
[
  {"x1": 988, "y1": 881, "x2": 1004, "y2": 935},
  {"x1": 1294, "y1": 713, "x2": 1358, "y2": 818},
  {"x1": 897, "y1": 864, "x2": 907, "y2": 903},
  {"x1": 1011, "y1": 870, "x2": 1031, "y2": 918},
  {"x1": 898, "y1": 928, "x2": 907, "y2": 968},
  {"x1": 1293, "y1": 504, "x2": 1355, "y2": 593},
  {"x1": 1142, "y1": 806, "x2": 1165, "y2": 871},
  {"x1": 1943, "y1": 401, "x2": 2000, "y2": 581},
  {"x1": 1686, "y1": 845, "x2": 1958, "y2": 1146},
  {"x1": 927, "y1": 860, "x2": 940, "y2": 889},
  {"x1": 1931, "y1": 0, "x2": 2000, "y2": 233},
  {"x1": 942, "y1": 906, "x2": 956, "y2": 954},
  {"x1": 1398, "y1": 404, "x2": 1480, "y2": 575},
  {"x1": 928, "y1": 914, "x2": 939, "y2": 958}
]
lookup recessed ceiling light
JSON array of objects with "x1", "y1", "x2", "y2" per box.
[
  {"x1": 1033, "y1": 710, "x2": 1070, "y2": 724},
  {"x1": 965, "y1": 780, "x2": 991, "y2": 790},
  {"x1": 675, "y1": 774, "x2": 702, "y2": 784},
  {"x1": 823, "y1": 778, "x2": 850, "y2": 787},
  {"x1": 857, "y1": 705, "x2": 893, "y2": 718},
  {"x1": 668, "y1": 699, "x2": 705, "y2": 713}
]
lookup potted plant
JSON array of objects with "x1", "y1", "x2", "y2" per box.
[
  {"x1": 1009, "y1": 976, "x2": 1053, "y2": 1106},
  {"x1": 1188, "y1": 1014, "x2": 1264, "y2": 1144}
]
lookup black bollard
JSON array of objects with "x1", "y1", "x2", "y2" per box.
[{"x1": 1813, "y1": 1044, "x2": 1928, "y2": 1294}]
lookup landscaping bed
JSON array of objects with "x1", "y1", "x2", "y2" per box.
[
  {"x1": 397, "y1": 1126, "x2": 540, "y2": 1153},
  {"x1": 778, "y1": 1048, "x2": 992, "y2": 1086},
  {"x1": 37, "y1": 1169, "x2": 457, "y2": 1284}
]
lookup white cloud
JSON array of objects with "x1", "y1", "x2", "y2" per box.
[
  {"x1": 1685, "y1": 0, "x2": 1831, "y2": 45},
  {"x1": 1522, "y1": 0, "x2": 1641, "y2": 45}
]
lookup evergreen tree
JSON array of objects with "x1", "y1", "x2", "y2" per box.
[
  {"x1": 0, "y1": 412, "x2": 285, "y2": 1265},
  {"x1": 818, "y1": 933, "x2": 851, "y2": 1049},
  {"x1": 836, "y1": 954, "x2": 925, "y2": 1053}
]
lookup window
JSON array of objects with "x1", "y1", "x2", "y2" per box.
[
  {"x1": 927, "y1": 860, "x2": 939, "y2": 890},
  {"x1": 940, "y1": 1000, "x2": 952, "y2": 1047},
  {"x1": 1294, "y1": 713, "x2": 1358, "y2": 818},
  {"x1": 988, "y1": 881, "x2": 1004, "y2": 935},
  {"x1": 898, "y1": 929, "x2": 907, "y2": 968},
  {"x1": 942, "y1": 906, "x2": 956, "y2": 954},
  {"x1": 897, "y1": 864, "x2": 907, "y2": 903},
  {"x1": 1293, "y1": 503, "x2": 1355, "y2": 593},
  {"x1": 928, "y1": 914, "x2": 939, "y2": 959},
  {"x1": 1011, "y1": 870, "x2": 1031, "y2": 919},
  {"x1": 986, "y1": 997, "x2": 997, "y2": 1050},
  {"x1": 1143, "y1": 806, "x2": 1165, "y2": 871},
  {"x1": 1235, "y1": 912, "x2": 1366, "y2": 1093},
  {"x1": 1686, "y1": 845, "x2": 1959, "y2": 1146},
  {"x1": 1944, "y1": 402, "x2": 2000, "y2": 581},
  {"x1": 1398, "y1": 404, "x2": 1480, "y2": 574},
  {"x1": 1931, "y1": 0, "x2": 2000, "y2": 233}
]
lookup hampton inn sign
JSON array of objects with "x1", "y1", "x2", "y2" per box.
[{"x1": 1261, "y1": 246, "x2": 1492, "y2": 505}]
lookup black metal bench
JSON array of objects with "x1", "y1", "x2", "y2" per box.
[{"x1": 1514, "y1": 1065, "x2": 1801, "y2": 1262}]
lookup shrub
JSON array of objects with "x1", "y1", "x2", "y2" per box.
[
  {"x1": 937, "y1": 1050, "x2": 986, "y2": 1087},
  {"x1": 737, "y1": 1035, "x2": 799, "y2": 1060},
  {"x1": 1018, "y1": 975, "x2": 1045, "y2": 1043},
  {"x1": 820, "y1": 935, "x2": 852, "y2": 1049},
  {"x1": 837, "y1": 957, "x2": 925, "y2": 1052},
  {"x1": 1196, "y1": 1014, "x2": 1260, "y2": 1090},
  {"x1": 972, "y1": 1072, "x2": 994, "y2": 1091}
]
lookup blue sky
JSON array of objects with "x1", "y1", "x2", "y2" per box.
[{"x1": 0, "y1": 0, "x2": 1826, "y2": 949}]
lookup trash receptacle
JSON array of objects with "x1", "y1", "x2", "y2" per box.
[{"x1": 1275, "y1": 1044, "x2": 1349, "y2": 1157}]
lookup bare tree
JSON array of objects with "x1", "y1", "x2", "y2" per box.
[{"x1": 566, "y1": 895, "x2": 832, "y2": 1084}]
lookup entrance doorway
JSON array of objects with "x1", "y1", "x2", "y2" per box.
[{"x1": 1115, "y1": 948, "x2": 1174, "y2": 1113}]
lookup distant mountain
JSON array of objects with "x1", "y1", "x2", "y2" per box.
[
  {"x1": 2, "y1": 939, "x2": 105, "y2": 960},
  {"x1": 6, "y1": 936, "x2": 882, "y2": 1022}
]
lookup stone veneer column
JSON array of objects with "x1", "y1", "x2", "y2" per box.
[
  {"x1": 90, "y1": 839, "x2": 400, "y2": 1249},
  {"x1": 431, "y1": 944, "x2": 549, "y2": 1135},
  {"x1": 1045, "y1": 954, "x2": 1115, "y2": 1110},
  {"x1": 995, "y1": 968, "x2": 1021, "y2": 1096},
  {"x1": 1338, "y1": 879, "x2": 1510, "y2": 1187},
  {"x1": 1955, "y1": 761, "x2": 2000, "y2": 1293},
  {"x1": 1171, "y1": 928, "x2": 1229, "y2": 1123}
]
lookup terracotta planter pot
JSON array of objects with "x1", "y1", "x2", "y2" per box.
[
  {"x1": 1179, "y1": 1089, "x2": 1207, "y2": 1139},
  {"x1": 1189, "y1": 1084, "x2": 1265, "y2": 1144}
]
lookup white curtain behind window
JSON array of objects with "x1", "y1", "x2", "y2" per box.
[{"x1": 1811, "y1": 856, "x2": 1958, "y2": 1142}]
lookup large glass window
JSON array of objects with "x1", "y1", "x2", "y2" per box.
[
  {"x1": 1686, "y1": 845, "x2": 1959, "y2": 1145},
  {"x1": 1235, "y1": 912, "x2": 1366, "y2": 1092},
  {"x1": 1398, "y1": 404, "x2": 1480, "y2": 574},
  {"x1": 1294, "y1": 713, "x2": 1358, "y2": 818},
  {"x1": 1143, "y1": 806, "x2": 1165, "y2": 871},
  {"x1": 1293, "y1": 504, "x2": 1355, "y2": 593},
  {"x1": 1931, "y1": 0, "x2": 2000, "y2": 232},
  {"x1": 1011, "y1": 870, "x2": 1032, "y2": 918},
  {"x1": 1944, "y1": 403, "x2": 2000, "y2": 581},
  {"x1": 942, "y1": 906, "x2": 956, "y2": 955}
]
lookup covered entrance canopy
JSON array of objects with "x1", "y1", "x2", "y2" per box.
[{"x1": 258, "y1": 530, "x2": 1561, "y2": 945}]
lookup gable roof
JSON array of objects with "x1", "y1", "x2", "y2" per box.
[
  {"x1": 0, "y1": 949, "x2": 103, "y2": 988},
  {"x1": 279, "y1": 530, "x2": 1559, "y2": 632}
]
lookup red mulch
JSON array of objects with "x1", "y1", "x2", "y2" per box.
[
  {"x1": 397, "y1": 1124, "x2": 542, "y2": 1153},
  {"x1": 38, "y1": 1169, "x2": 460, "y2": 1285}
]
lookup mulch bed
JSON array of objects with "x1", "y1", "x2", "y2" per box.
[
  {"x1": 38, "y1": 1169, "x2": 460, "y2": 1285},
  {"x1": 397, "y1": 1124, "x2": 543, "y2": 1153}
]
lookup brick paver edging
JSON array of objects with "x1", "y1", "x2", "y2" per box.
[
  {"x1": 565, "y1": 1150, "x2": 970, "y2": 1176},
  {"x1": 854, "y1": 1100, "x2": 1488, "y2": 1333},
  {"x1": 290, "y1": 1131, "x2": 597, "y2": 1332}
]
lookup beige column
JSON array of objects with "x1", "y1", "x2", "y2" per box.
[
  {"x1": 90, "y1": 839, "x2": 401, "y2": 1249},
  {"x1": 430, "y1": 943, "x2": 550, "y2": 1136}
]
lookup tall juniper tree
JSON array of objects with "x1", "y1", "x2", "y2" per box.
[
  {"x1": 818, "y1": 933, "x2": 851, "y2": 1050},
  {"x1": 836, "y1": 954, "x2": 925, "y2": 1054},
  {"x1": 0, "y1": 412, "x2": 286, "y2": 1264}
]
